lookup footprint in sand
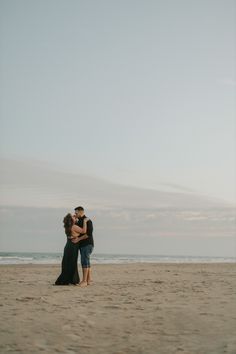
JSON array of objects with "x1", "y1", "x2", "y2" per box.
[
  {"x1": 16, "y1": 296, "x2": 48, "y2": 303},
  {"x1": 16, "y1": 296, "x2": 36, "y2": 302},
  {"x1": 66, "y1": 333, "x2": 80, "y2": 340},
  {"x1": 62, "y1": 324, "x2": 71, "y2": 331},
  {"x1": 106, "y1": 304, "x2": 120, "y2": 308},
  {"x1": 153, "y1": 280, "x2": 164, "y2": 284}
]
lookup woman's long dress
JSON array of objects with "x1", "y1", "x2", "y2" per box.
[{"x1": 55, "y1": 238, "x2": 80, "y2": 285}]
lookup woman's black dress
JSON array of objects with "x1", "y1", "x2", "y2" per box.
[{"x1": 55, "y1": 238, "x2": 80, "y2": 285}]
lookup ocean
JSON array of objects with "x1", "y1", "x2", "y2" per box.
[{"x1": 0, "y1": 252, "x2": 235, "y2": 265}]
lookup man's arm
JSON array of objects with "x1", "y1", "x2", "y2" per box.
[
  {"x1": 86, "y1": 220, "x2": 93, "y2": 236},
  {"x1": 71, "y1": 234, "x2": 89, "y2": 244},
  {"x1": 71, "y1": 220, "x2": 93, "y2": 244}
]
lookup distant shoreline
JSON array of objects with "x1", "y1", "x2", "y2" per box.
[{"x1": 0, "y1": 262, "x2": 235, "y2": 267}]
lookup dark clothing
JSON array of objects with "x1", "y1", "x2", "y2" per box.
[
  {"x1": 55, "y1": 239, "x2": 80, "y2": 285},
  {"x1": 77, "y1": 215, "x2": 94, "y2": 249}
]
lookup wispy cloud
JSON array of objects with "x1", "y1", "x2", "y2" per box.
[
  {"x1": 0, "y1": 158, "x2": 231, "y2": 209},
  {"x1": 159, "y1": 183, "x2": 196, "y2": 193}
]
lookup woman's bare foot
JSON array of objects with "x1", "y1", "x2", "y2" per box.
[{"x1": 79, "y1": 281, "x2": 87, "y2": 287}]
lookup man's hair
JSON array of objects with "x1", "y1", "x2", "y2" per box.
[{"x1": 74, "y1": 206, "x2": 84, "y2": 211}]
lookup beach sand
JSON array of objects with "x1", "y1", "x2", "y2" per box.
[{"x1": 0, "y1": 263, "x2": 235, "y2": 354}]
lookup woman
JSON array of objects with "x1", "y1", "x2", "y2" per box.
[{"x1": 55, "y1": 213, "x2": 89, "y2": 285}]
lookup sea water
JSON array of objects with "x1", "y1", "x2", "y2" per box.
[{"x1": 0, "y1": 252, "x2": 235, "y2": 265}]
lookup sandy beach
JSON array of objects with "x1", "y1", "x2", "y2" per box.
[{"x1": 0, "y1": 263, "x2": 235, "y2": 354}]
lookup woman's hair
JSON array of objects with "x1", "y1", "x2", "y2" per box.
[{"x1": 63, "y1": 213, "x2": 74, "y2": 237}]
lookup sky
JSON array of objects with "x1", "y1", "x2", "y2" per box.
[
  {"x1": 0, "y1": 1, "x2": 235, "y2": 256},
  {"x1": 0, "y1": 0, "x2": 235, "y2": 203}
]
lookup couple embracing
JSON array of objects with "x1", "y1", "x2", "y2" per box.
[{"x1": 55, "y1": 206, "x2": 94, "y2": 287}]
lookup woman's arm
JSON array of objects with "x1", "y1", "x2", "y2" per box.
[
  {"x1": 68, "y1": 218, "x2": 89, "y2": 238},
  {"x1": 71, "y1": 234, "x2": 89, "y2": 244}
]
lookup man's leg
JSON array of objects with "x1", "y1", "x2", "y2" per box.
[
  {"x1": 79, "y1": 267, "x2": 89, "y2": 287},
  {"x1": 79, "y1": 245, "x2": 93, "y2": 287},
  {"x1": 87, "y1": 267, "x2": 92, "y2": 285},
  {"x1": 86, "y1": 245, "x2": 94, "y2": 285},
  {"x1": 79, "y1": 245, "x2": 89, "y2": 287}
]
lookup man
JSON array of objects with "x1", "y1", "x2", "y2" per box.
[{"x1": 74, "y1": 206, "x2": 94, "y2": 287}]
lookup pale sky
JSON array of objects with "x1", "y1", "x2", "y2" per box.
[{"x1": 1, "y1": 0, "x2": 236, "y2": 203}]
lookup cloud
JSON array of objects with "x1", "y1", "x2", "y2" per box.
[
  {"x1": 0, "y1": 206, "x2": 235, "y2": 256},
  {"x1": 0, "y1": 158, "x2": 231, "y2": 210},
  {"x1": 159, "y1": 183, "x2": 196, "y2": 193}
]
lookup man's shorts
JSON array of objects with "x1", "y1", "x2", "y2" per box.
[{"x1": 80, "y1": 244, "x2": 94, "y2": 268}]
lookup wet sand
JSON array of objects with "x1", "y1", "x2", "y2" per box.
[{"x1": 0, "y1": 263, "x2": 236, "y2": 354}]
